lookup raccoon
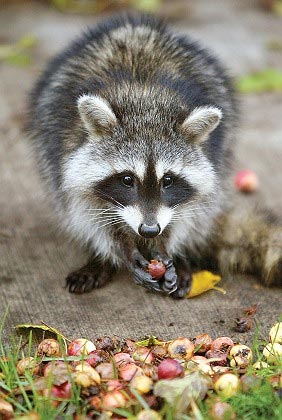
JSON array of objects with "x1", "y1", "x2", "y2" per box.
[{"x1": 27, "y1": 13, "x2": 282, "y2": 298}]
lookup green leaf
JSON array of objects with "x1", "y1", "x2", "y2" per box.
[
  {"x1": 237, "y1": 69, "x2": 282, "y2": 93},
  {"x1": 0, "y1": 34, "x2": 36, "y2": 66},
  {"x1": 135, "y1": 335, "x2": 169, "y2": 347},
  {"x1": 18, "y1": 35, "x2": 37, "y2": 49},
  {"x1": 154, "y1": 371, "x2": 210, "y2": 414},
  {"x1": 5, "y1": 52, "x2": 31, "y2": 67},
  {"x1": 129, "y1": 386, "x2": 150, "y2": 410},
  {"x1": 51, "y1": 0, "x2": 71, "y2": 10},
  {"x1": 111, "y1": 407, "x2": 134, "y2": 418}
]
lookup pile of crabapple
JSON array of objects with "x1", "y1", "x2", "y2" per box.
[{"x1": 0, "y1": 322, "x2": 281, "y2": 419}]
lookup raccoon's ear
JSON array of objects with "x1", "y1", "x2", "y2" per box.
[
  {"x1": 180, "y1": 106, "x2": 222, "y2": 144},
  {"x1": 77, "y1": 94, "x2": 117, "y2": 135}
]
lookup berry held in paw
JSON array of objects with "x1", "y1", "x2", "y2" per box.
[{"x1": 148, "y1": 260, "x2": 166, "y2": 280}]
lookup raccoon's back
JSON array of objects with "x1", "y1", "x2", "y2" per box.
[{"x1": 29, "y1": 13, "x2": 235, "y2": 108}]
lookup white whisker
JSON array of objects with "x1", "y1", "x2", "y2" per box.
[
  {"x1": 88, "y1": 215, "x2": 121, "y2": 223},
  {"x1": 89, "y1": 214, "x2": 119, "y2": 220},
  {"x1": 173, "y1": 209, "x2": 213, "y2": 217},
  {"x1": 92, "y1": 187, "x2": 125, "y2": 209},
  {"x1": 96, "y1": 220, "x2": 124, "y2": 230},
  {"x1": 85, "y1": 208, "x2": 114, "y2": 211},
  {"x1": 173, "y1": 206, "x2": 215, "y2": 216},
  {"x1": 85, "y1": 208, "x2": 118, "y2": 213}
]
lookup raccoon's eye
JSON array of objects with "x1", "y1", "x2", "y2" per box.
[
  {"x1": 122, "y1": 175, "x2": 134, "y2": 187},
  {"x1": 162, "y1": 174, "x2": 174, "y2": 188}
]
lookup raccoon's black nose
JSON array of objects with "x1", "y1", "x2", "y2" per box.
[{"x1": 138, "y1": 223, "x2": 161, "y2": 238}]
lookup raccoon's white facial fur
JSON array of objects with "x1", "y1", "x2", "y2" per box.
[
  {"x1": 60, "y1": 196, "x2": 123, "y2": 266},
  {"x1": 157, "y1": 206, "x2": 174, "y2": 233},
  {"x1": 181, "y1": 106, "x2": 222, "y2": 143},
  {"x1": 117, "y1": 205, "x2": 143, "y2": 234},
  {"x1": 62, "y1": 142, "x2": 113, "y2": 189},
  {"x1": 62, "y1": 142, "x2": 146, "y2": 192},
  {"x1": 78, "y1": 94, "x2": 117, "y2": 135},
  {"x1": 155, "y1": 155, "x2": 217, "y2": 197}
]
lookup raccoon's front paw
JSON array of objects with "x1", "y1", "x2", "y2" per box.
[
  {"x1": 66, "y1": 261, "x2": 113, "y2": 294},
  {"x1": 129, "y1": 250, "x2": 163, "y2": 293},
  {"x1": 132, "y1": 268, "x2": 163, "y2": 293},
  {"x1": 170, "y1": 258, "x2": 192, "y2": 299},
  {"x1": 149, "y1": 251, "x2": 178, "y2": 295}
]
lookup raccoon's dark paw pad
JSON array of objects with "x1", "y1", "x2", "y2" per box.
[{"x1": 170, "y1": 270, "x2": 192, "y2": 299}]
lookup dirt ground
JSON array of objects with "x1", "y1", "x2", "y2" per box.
[{"x1": 0, "y1": 0, "x2": 281, "y2": 344}]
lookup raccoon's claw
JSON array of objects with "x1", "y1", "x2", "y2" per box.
[
  {"x1": 132, "y1": 249, "x2": 150, "y2": 270},
  {"x1": 66, "y1": 272, "x2": 98, "y2": 294},
  {"x1": 161, "y1": 265, "x2": 178, "y2": 294},
  {"x1": 65, "y1": 261, "x2": 113, "y2": 294},
  {"x1": 132, "y1": 267, "x2": 162, "y2": 293}
]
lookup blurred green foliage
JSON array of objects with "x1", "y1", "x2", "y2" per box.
[
  {"x1": 0, "y1": 35, "x2": 36, "y2": 67},
  {"x1": 51, "y1": 0, "x2": 163, "y2": 14},
  {"x1": 237, "y1": 69, "x2": 282, "y2": 93}
]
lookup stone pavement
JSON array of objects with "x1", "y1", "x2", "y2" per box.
[{"x1": 0, "y1": 0, "x2": 281, "y2": 344}]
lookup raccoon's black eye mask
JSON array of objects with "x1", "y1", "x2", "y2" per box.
[
  {"x1": 161, "y1": 175, "x2": 197, "y2": 207},
  {"x1": 94, "y1": 170, "x2": 196, "y2": 208}
]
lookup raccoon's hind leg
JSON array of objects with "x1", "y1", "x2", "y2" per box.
[
  {"x1": 66, "y1": 258, "x2": 115, "y2": 294},
  {"x1": 216, "y1": 210, "x2": 282, "y2": 286}
]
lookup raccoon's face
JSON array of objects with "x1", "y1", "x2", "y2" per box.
[{"x1": 63, "y1": 94, "x2": 222, "y2": 239}]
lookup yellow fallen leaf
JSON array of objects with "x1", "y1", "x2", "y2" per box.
[
  {"x1": 15, "y1": 320, "x2": 71, "y2": 349},
  {"x1": 136, "y1": 336, "x2": 171, "y2": 347},
  {"x1": 187, "y1": 271, "x2": 225, "y2": 298}
]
